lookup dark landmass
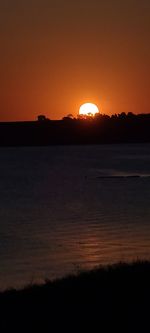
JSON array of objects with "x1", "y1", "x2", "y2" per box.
[
  {"x1": 1, "y1": 261, "x2": 150, "y2": 331},
  {"x1": 1, "y1": 112, "x2": 150, "y2": 146}
]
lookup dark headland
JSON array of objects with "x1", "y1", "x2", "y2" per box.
[
  {"x1": 1, "y1": 261, "x2": 150, "y2": 331},
  {"x1": 1, "y1": 113, "x2": 150, "y2": 146}
]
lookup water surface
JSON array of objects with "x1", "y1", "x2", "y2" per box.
[{"x1": 0, "y1": 144, "x2": 150, "y2": 290}]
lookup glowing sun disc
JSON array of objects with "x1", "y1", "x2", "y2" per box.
[{"x1": 79, "y1": 103, "x2": 99, "y2": 116}]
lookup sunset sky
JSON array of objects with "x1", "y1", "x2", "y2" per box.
[{"x1": 0, "y1": 0, "x2": 150, "y2": 121}]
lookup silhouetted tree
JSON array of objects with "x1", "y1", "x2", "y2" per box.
[
  {"x1": 67, "y1": 114, "x2": 74, "y2": 119},
  {"x1": 127, "y1": 112, "x2": 135, "y2": 118},
  {"x1": 37, "y1": 115, "x2": 47, "y2": 121},
  {"x1": 118, "y1": 112, "x2": 126, "y2": 119}
]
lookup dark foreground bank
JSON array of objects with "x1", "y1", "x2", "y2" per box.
[{"x1": 0, "y1": 261, "x2": 150, "y2": 331}]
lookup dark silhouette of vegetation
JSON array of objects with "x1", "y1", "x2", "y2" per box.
[
  {"x1": 37, "y1": 115, "x2": 50, "y2": 121},
  {"x1": 0, "y1": 112, "x2": 150, "y2": 146},
  {"x1": 0, "y1": 261, "x2": 150, "y2": 331}
]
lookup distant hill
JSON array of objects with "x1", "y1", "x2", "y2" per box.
[{"x1": 0, "y1": 113, "x2": 150, "y2": 146}]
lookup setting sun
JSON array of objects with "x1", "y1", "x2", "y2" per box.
[{"x1": 79, "y1": 103, "x2": 99, "y2": 117}]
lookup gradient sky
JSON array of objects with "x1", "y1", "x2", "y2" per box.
[{"x1": 0, "y1": 0, "x2": 150, "y2": 120}]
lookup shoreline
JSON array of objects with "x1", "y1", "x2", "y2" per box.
[
  {"x1": 0, "y1": 116, "x2": 150, "y2": 146},
  {"x1": 1, "y1": 261, "x2": 150, "y2": 330}
]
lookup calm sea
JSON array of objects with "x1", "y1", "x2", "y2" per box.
[{"x1": 0, "y1": 144, "x2": 150, "y2": 290}]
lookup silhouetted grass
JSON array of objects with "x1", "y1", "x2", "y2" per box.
[{"x1": 0, "y1": 261, "x2": 150, "y2": 331}]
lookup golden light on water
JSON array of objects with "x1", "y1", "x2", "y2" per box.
[{"x1": 79, "y1": 103, "x2": 99, "y2": 116}]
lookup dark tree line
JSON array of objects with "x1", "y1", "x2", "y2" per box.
[{"x1": 0, "y1": 112, "x2": 150, "y2": 146}]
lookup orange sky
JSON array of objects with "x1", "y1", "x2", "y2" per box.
[{"x1": 0, "y1": 0, "x2": 150, "y2": 121}]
